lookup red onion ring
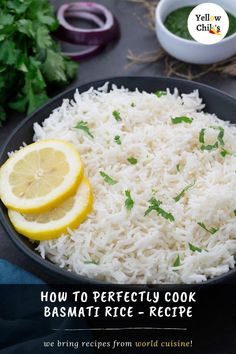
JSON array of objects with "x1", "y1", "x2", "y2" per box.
[
  {"x1": 65, "y1": 10, "x2": 104, "y2": 28},
  {"x1": 62, "y1": 44, "x2": 105, "y2": 61},
  {"x1": 56, "y1": 2, "x2": 120, "y2": 46},
  {"x1": 56, "y1": 8, "x2": 105, "y2": 61}
]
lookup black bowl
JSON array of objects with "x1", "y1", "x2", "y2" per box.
[{"x1": 1, "y1": 76, "x2": 236, "y2": 285}]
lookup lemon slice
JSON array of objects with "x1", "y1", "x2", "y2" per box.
[
  {"x1": 0, "y1": 140, "x2": 83, "y2": 213},
  {"x1": 8, "y1": 177, "x2": 93, "y2": 241}
]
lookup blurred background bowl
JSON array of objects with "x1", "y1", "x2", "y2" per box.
[{"x1": 155, "y1": 0, "x2": 236, "y2": 64}]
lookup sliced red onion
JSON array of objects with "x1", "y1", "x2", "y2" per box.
[
  {"x1": 65, "y1": 10, "x2": 104, "y2": 28},
  {"x1": 62, "y1": 44, "x2": 105, "y2": 61},
  {"x1": 56, "y1": 7, "x2": 104, "y2": 61},
  {"x1": 56, "y1": 2, "x2": 120, "y2": 46}
]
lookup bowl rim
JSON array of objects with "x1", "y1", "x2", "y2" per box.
[
  {"x1": 1, "y1": 75, "x2": 236, "y2": 287},
  {"x1": 156, "y1": 0, "x2": 236, "y2": 46}
]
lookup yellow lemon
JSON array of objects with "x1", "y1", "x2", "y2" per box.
[
  {"x1": 8, "y1": 177, "x2": 93, "y2": 241},
  {"x1": 0, "y1": 140, "x2": 83, "y2": 213}
]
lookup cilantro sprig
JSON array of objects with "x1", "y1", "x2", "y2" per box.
[
  {"x1": 174, "y1": 181, "x2": 195, "y2": 202},
  {"x1": 145, "y1": 198, "x2": 175, "y2": 222},
  {"x1": 75, "y1": 121, "x2": 94, "y2": 138},
  {"x1": 199, "y1": 129, "x2": 205, "y2": 144},
  {"x1": 188, "y1": 243, "x2": 202, "y2": 253},
  {"x1": 171, "y1": 116, "x2": 193, "y2": 124},
  {"x1": 124, "y1": 190, "x2": 134, "y2": 211},
  {"x1": 197, "y1": 222, "x2": 218, "y2": 235},
  {"x1": 220, "y1": 149, "x2": 231, "y2": 157},
  {"x1": 84, "y1": 260, "x2": 99, "y2": 265},
  {"x1": 114, "y1": 135, "x2": 121, "y2": 145},
  {"x1": 112, "y1": 110, "x2": 122, "y2": 121},
  {"x1": 100, "y1": 171, "x2": 117, "y2": 185},
  {"x1": 200, "y1": 142, "x2": 219, "y2": 151},
  {"x1": 211, "y1": 126, "x2": 225, "y2": 146},
  {"x1": 173, "y1": 255, "x2": 181, "y2": 268},
  {"x1": 155, "y1": 90, "x2": 167, "y2": 97},
  {"x1": 0, "y1": 0, "x2": 78, "y2": 124},
  {"x1": 176, "y1": 164, "x2": 181, "y2": 172},
  {"x1": 199, "y1": 126, "x2": 225, "y2": 151},
  {"x1": 127, "y1": 157, "x2": 138, "y2": 165}
]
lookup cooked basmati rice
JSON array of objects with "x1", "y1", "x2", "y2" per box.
[{"x1": 34, "y1": 83, "x2": 236, "y2": 284}]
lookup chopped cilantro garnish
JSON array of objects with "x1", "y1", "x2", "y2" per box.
[
  {"x1": 84, "y1": 260, "x2": 99, "y2": 265},
  {"x1": 124, "y1": 190, "x2": 134, "y2": 211},
  {"x1": 199, "y1": 126, "x2": 225, "y2": 152},
  {"x1": 127, "y1": 157, "x2": 138, "y2": 165},
  {"x1": 176, "y1": 164, "x2": 181, "y2": 172},
  {"x1": 75, "y1": 121, "x2": 94, "y2": 138},
  {"x1": 174, "y1": 181, "x2": 195, "y2": 202},
  {"x1": 114, "y1": 135, "x2": 121, "y2": 145},
  {"x1": 171, "y1": 116, "x2": 193, "y2": 124},
  {"x1": 173, "y1": 255, "x2": 181, "y2": 267},
  {"x1": 189, "y1": 243, "x2": 202, "y2": 253},
  {"x1": 144, "y1": 198, "x2": 175, "y2": 222},
  {"x1": 211, "y1": 126, "x2": 225, "y2": 146},
  {"x1": 112, "y1": 110, "x2": 122, "y2": 121},
  {"x1": 200, "y1": 141, "x2": 218, "y2": 151},
  {"x1": 199, "y1": 128, "x2": 205, "y2": 144},
  {"x1": 99, "y1": 171, "x2": 117, "y2": 185},
  {"x1": 155, "y1": 90, "x2": 167, "y2": 97},
  {"x1": 220, "y1": 149, "x2": 231, "y2": 157},
  {"x1": 217, "y1": 127, "x2": 225, "y2": 146},
  {"x1": 131, "y1": 102, "x2": 135, "y2": 107},
  {"x1": 197, "y1": 222, "x2": 218, "y2": 235},
  {"x1": 234, "y1": 210, "x2": 236, "y2": 216}
]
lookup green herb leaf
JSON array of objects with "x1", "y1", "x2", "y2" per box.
[
  {"x1": 173, "y1": 255, "x2": 181, "y2": 267},
  {"x1": 199, "y1": 128, "x2": 205, "y2": 144},
  {"x1": 114, "y1": 135, "x2": 121, "y2": 145},
  {"x1": 234, "y1": 210, "x2": 236, "y2": 216},
  {"x1": 84, "y1": 260, "x2": 99, "y2": 265},
  {"x1": 145, "y1": 198, "x2": 175, "y2": 222},
  {"x1": 37, "y1": 13, "x2": 58, "y2": 31},
  {"x1": 127, "y1": 157, "x2": 138, "y2": 165},
  {"x1": 36, "y1": 27, "x2": 52, "y2": 49},
  {"x1": 200, "y1": 141, "x2": 218, "y2": 151},
  {"x1": 0, "y1": 0, "x2": 78, "y2": 128},
  {"x1": 63, "y1": 56, "x2": 78, "y2": 81},
  {"x1": 41, "y1": 49, "x2": 67, "y2": 83},
  {"x1": 189, "y1": 243, "x2": 202, "y2": 253},
  {"x1": 211, "y1": 126, "x2": 225, "y2": 146},
  {"x1": 176, "y1": 164, "x2": 181, "y2": 172},
  {"x1": 217, "y1": 127, "x2": 225, "y2": 146},
  {"x1": 197, "y1": 222, "x2": 218, "y2": 235},
  {"x1": 131, "y1": 102, "x2": 135, "y2": 107},
  {"x1": 112, "y1": 110, "x2": 121, "y2": 121},
  {"x1": 75, "y1": 121, "x2": 94, "y2": 138},
  {"x1": 174, "y1": 181, "x2": 195, "y2": 202},
  {"x1": 124, "y1": 190, "x2": 134, "y2": 211},
  {"x1": 17, "y1": 19, "x2": 34, "y2": 37},
  {"x1": 0, "y1": 40, "x2": 19, "y2": 66},
  {"x1": 155, "y1": 90, "x2": 167, "y2": 97},
  {"x1": 171, "y1": 116, "x2": 193, "y2": 124},
  {"x1": 220, "y1": 148, "x2": 231, "y2": 157},
  {"x1": 100, "y1": 171, "x2": 117, "y2": 185}
]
